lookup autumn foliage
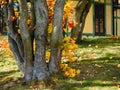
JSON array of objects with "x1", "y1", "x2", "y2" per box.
[
  {"x1": 46, "y1": 0, "x2": 80, "y2": 77},
  {"x1": 47, "y1": 0, "x2": 77, "y2": 34},
  {"x1": 0, "y1": 38, "x2": 12, "y2": 56}
]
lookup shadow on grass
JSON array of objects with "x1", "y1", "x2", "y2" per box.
[
  {"x1": 79, "y1": 37, "x2": 120, "y2": 48},
  {"x1": 0, "y1": 70, "x2": 18, "y2": 79},
  {"x1": 0, "y1": 70, "x2": 19, "y2": 86},
  {"x1": 58, "y1": 55, "x2": 120, "y2": 90},
  {"x1": 53, "y1": 79, "x2": 119, "y2": 90}
]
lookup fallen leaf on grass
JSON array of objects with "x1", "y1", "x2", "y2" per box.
[
  {"x1": 117, "y1": 84, "x2": 120, "y2": 88},
  {"x1": 95, "y1": 45, "x2": 98, "y2": 48},
  {"x1": 95, "y1": 64, "x2": 102, "y2": 67},
  {"x1": 104, "y1": 60, "x2": 109, "y2": 63},
  {"x1": 117, "y1": 64, "x2": 120, "y2": 68},
  {"x1": 2, "y1": 76, "x2": 11, "y2": 81}
]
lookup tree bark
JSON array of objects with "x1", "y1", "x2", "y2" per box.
[
  {"x1": 19, "y1": 0, "x2": 33, "y2": 82},
  {"x1": 49, "y1": 0, "x2": 65, "y2": 74},
  {"x1": 3, "y1": 0, "x2": 24, "y2": 73},
  {"x1": 3, "y1": 0, "x2": 66, "y2": 82},
  {"x1": 71, "y1": 0, "x2": 91, "y2": 42},
  {"x1": 76, "y1": 0, "x2": 91, "y2": 43},
  {"x1": 33, "y1": 0, "x2": 49, "y2": 80},
  {"x1": 8, "y1": 36, "x2": 24, "y2": 73}
]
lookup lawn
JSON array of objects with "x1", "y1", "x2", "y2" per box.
[{"x1": 0, "y1": 36, "x2": 120, "y2": 90}]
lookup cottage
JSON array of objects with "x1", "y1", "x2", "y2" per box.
[{"x1": 83, "y1": 0, "x2": 120, "y2": 36}]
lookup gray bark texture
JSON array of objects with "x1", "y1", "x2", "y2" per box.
[
  {"x1": 3, "y1": 0, "x2": 24, "y2": 73},
  {"x1": 71, "y1": 0, "x2": 91, "y2": 43},
  {"x1": 49, "y1": 0, "x2": 65, "y2": 73},
  {"x1": 19, "y1": 0, "x2": 33, "y2": 82},
  {"x1": 33, "y1": 0, "x2": 49, "y2": 80},
  {"x1": 76, "y1": 0, "x2": 91, "y2": 43},
  {"x1": 3, "y1": 0, "x2": 65, "y2": 83}
]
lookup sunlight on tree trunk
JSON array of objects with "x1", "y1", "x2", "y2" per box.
[
  {"x1": 76, "y1": 0, "x2": 91, "y2": 43},
  {"x1": 49, "y1": 0, "x2": 65, "y2": 73},
  {"x1": 19, "y1": 0, "x2": 33, "y2": 82},
  {"x1": 71, "y1": 0, "x2": 91, "y2": 43}
]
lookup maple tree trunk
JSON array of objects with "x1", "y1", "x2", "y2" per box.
[
  {"x1": 3, "y1": 0, "x2": 65, "y2": 83},
  {"x1": 33, "y1": 0, "x2": 49, "y2": 80},
  {"x1": 49, "y1": 0, "x2": 65, "y2": 73},
  {"x1": 19, "y1": 0, "x2": 34, "y2": 82}
]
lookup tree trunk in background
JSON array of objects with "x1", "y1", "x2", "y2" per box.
[
  {"x1": 76, "y1": 0, "x2": 91, "y2": 43},
  {"x1": 71, "y1": 0, "x2": 91, "y2": 43},
  {"x1": 33, "y1": 0, "x2": 49, "y2": 80},
  {"x1": 49, "y1": 0, "x2": 65, "y2": 74}
]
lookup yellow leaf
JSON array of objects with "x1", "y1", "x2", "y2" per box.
[
  {"x1": 69, "y1": 72, "x2": 76, "y2": 77},
  {"x1": 27, "y1": 19, "x2": 31, "y2": 25},
  {"x1": 104, "y1": 60, "x2": 109, "y2": 63},
  {"x1": 46, "y1": 51, "x2": 50, "y2": 60},
  {"x1": 117, "y1": 64, "x2": 120, "y2": 68},
  {"x1": 95, "y1": 45, "x2": 98, "y2": 48},
  {"x1": 76, "y1": 70, "x2": 80, "y2": 74},
  {"x1": 62, "y1": 59, "x2": 69, "y2": 63},
  {"x1": 68, "y1": 57, "x2": 76, "y2": 62},
  {"x1": 95, "y1": 64, "x2": 101, "y2": 67},
  {"x1": 68, "y1": 68, "x2": 75, "y2": 75},
  {"x1": 81, "y1": 50, "x2": 85, "y2": 54},
  {"x1": 109, "y1": 57, "x2": 113, "y2": 59},
  {"x1": 78, "y1": 57, "x2": 82, "y2": 61},
  {"x1": 64, "y1": 71, "x2": 69, "y2": 76},
  {"x1": 14, "y1": 11, "x2": 19, "y2": 17},
  {"x1": 60, "y1": 64, "x2": 68, "y2": 70},
  {"x1": 88, "y1": 44, "x2": 91, "y2": 47},
  {"x1": 60, "y1": 64, "x2": 65, "y2": 69},
  {"x1": 48, "y1": 23, "x2": 52, "y2": 34}
]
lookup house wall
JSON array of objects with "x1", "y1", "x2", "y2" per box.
[
  {"x1": 106, "y1": 5, "x2": 112, "y2": 35},
  {"x1": 116, "y1": 9, "x2": 120, "y2": 35},
  {"x1": 83, "y1": 0, "x2": 114, "y2": 36},
  {"x1": 83, "y1": 5, "x2": 93, "y2": 35}
]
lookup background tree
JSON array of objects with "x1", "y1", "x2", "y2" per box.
[
  {"x1": 1, "y1": 0, "x2": 65, "y2": 83},
  {"x1": 71, "y1": 0, "x2": 91, "y2": 43}
]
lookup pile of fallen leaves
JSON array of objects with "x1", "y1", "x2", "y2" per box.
[{"x1": 0, "y1": 38, "x2": 13, "y2": 56}]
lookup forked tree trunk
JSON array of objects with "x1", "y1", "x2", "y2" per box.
[
  {"x1": 19, "y1": 0, "x2": 34, "y2": 82},
  {"x1": 49, "y1": 0, "x2": 65, "y2": 73},
  {"x1": 3, "y1": 0, "x2": 65, "y2": 83}
]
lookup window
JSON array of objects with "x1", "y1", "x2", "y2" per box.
[
  {"x1": 114, "y1": 0, "x2": 120, "y2": 5},
  {"x1": 114, "y1": 0, "x2": 120, "y2": 8}
]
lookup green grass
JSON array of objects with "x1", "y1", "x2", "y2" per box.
[{"x1": 0, "y1": 36, "x2": 120, "y2": 90}]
